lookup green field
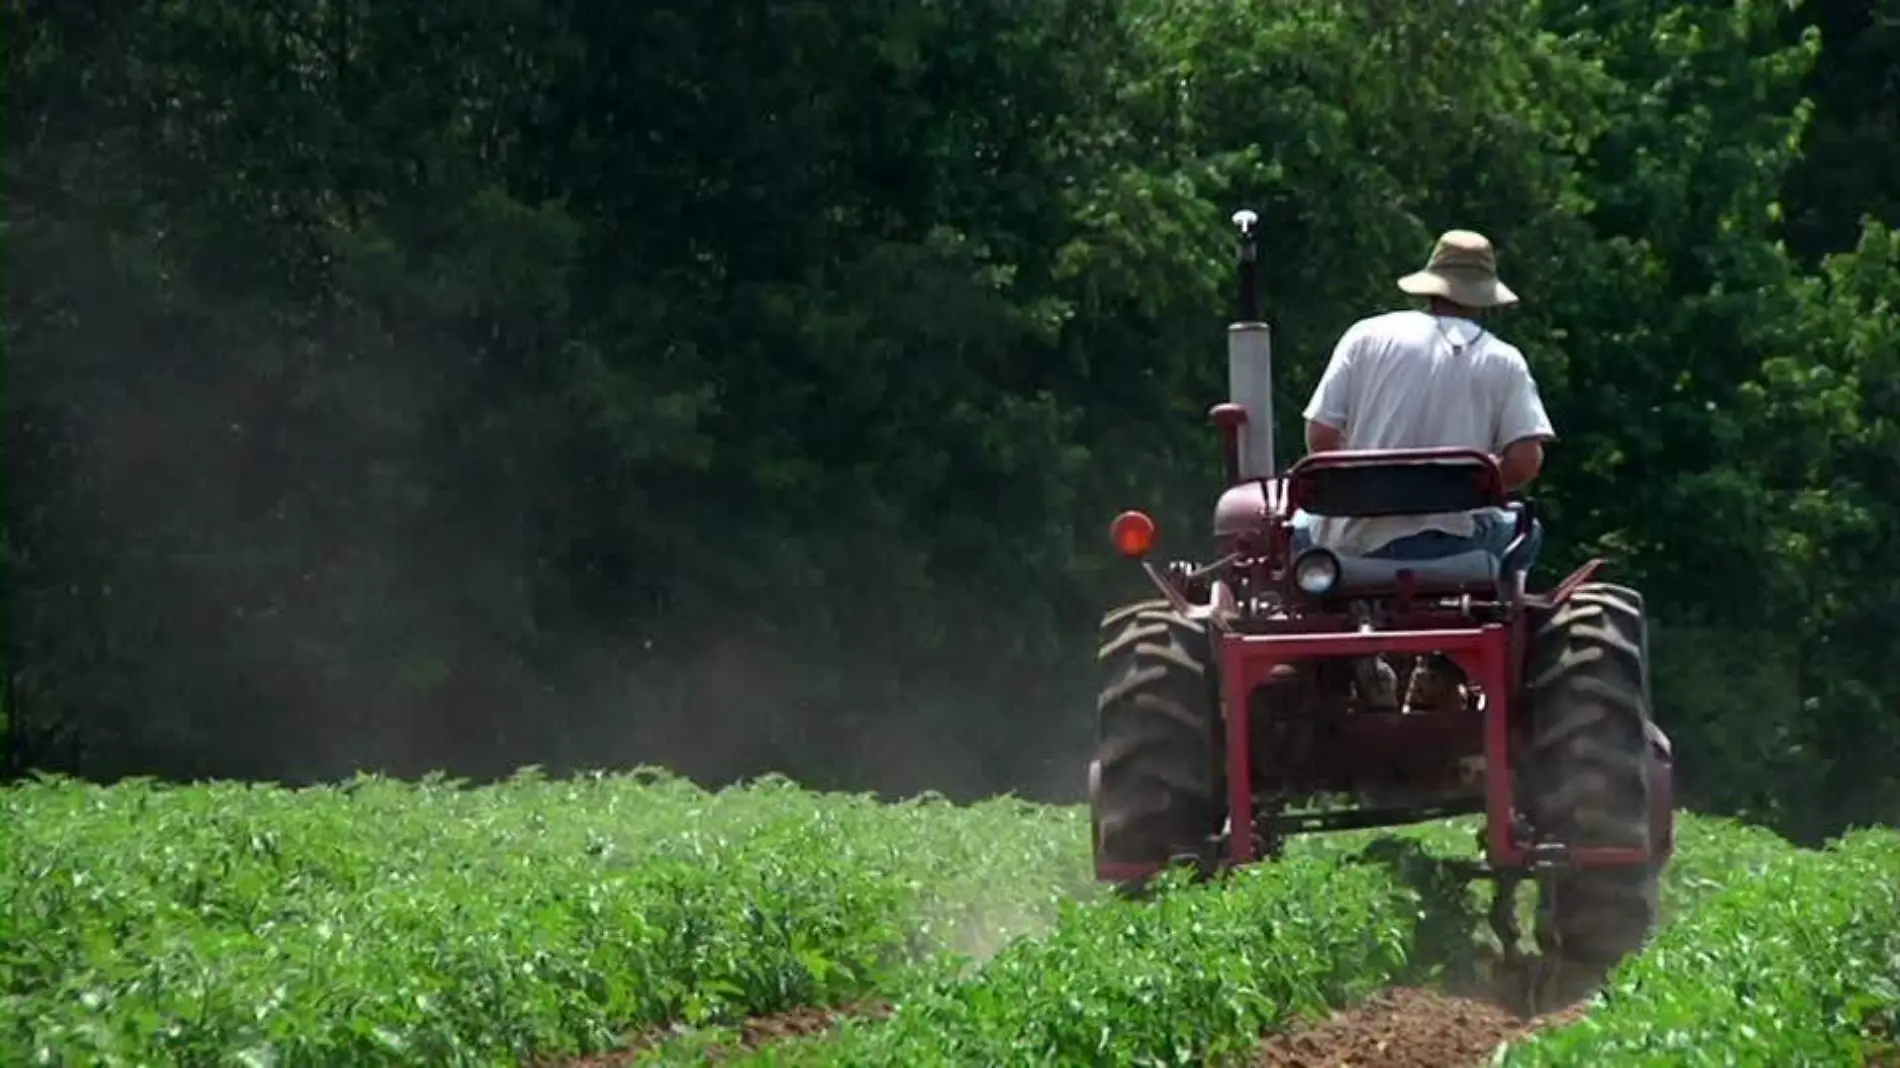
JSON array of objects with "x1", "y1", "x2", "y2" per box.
[{"x1": 4, "y1": 770, "x2": 1896, "y2": 1067}]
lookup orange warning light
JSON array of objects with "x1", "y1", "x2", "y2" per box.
[{"x1": 1109, "y1": 510, "x2": 1158, "y2": 558}]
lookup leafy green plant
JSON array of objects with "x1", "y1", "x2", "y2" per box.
[
  {"x1": 0, "y1": 770, "x2": 1093, "y2": 1066},
  {"x1": 7, "y1": 769, "x2": 1892, "y2": 1068},
  {"x1": 1502, "y1": 828, "x2": 1900, "y2": 1066},
  {"x1": 723, "y1": 816, "x2": 1817, "y2": 1067},
  {"x1": 734, "y1": 823, "x2": 1498, "y2": 1067}
]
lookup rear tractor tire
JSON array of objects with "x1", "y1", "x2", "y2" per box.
[
  {"x1": 1522, "y1": 582, "x2": 1664, "y2": 994},
  {"x1": 1091, "y1": 599, "x2": 1226, "y2": 895}
]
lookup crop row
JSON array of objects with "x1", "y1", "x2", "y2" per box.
[
  {"x1": 1, "y1": 770, "x2": 1091, "y2": 1066},
  {"x1": 698, "y1": 816, "x2": 1803, "y2": 1067},
  {"x1": 1503, "y1": 827, "x2": 1900, "y2": 1065},
  {"x1": 747, "y1": 836, "x2": 1452, "y2": 1066},
  {"x1": 9, "y1": 768, "x2": 1893, "y2": 1068}
]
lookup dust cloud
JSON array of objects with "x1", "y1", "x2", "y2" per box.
[{"x1": 10, "y1": 176, "x2": 1097, "y2": 808}]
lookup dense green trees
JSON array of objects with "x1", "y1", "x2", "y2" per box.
[{"x1": 8, "y1": 0, "x2": 1898, "y2": 841}]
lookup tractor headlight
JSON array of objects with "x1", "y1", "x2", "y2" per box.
[{"x1": 1293, "y1": 548, "x2": 1341, "y2": 597}]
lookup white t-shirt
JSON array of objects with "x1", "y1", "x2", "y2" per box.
[{"x1": 1299, "y1": 310, "x2": 1556, "y2": 555}]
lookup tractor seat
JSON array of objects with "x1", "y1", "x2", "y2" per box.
[{"x1": 1333, "y1": 549, "x2": 1500, "y2": 594}]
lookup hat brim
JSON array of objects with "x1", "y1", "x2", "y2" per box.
[{"x1": 1397, "y1": 269, "x2": 1519, "y2": 309}]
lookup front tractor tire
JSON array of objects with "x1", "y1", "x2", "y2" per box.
[
  {"x1": 1522, "y1": 582, "x2": 1665, "y2": 991},
  {"x1": 1091, "y1": 599, "x2": 1226, "y2": 895}
]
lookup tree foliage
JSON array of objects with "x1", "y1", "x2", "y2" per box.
[{"x1": 7, "y1": 0, "x2": 1898, "y2": 839}]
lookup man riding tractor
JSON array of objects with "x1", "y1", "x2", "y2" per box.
[
  {"x1": 1088, "y1": 217, "x2": 1672, "y2": 1003},
  {"x1": 1293, "y1": 229, "x2": 1555, "y2": 716}
]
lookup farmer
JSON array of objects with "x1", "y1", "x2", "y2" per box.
[
  {"x1": 1291, "y1": 228, "x2": 1554, "y2": 573},
  {"x1": 1291, "y1": 229, "x2": 1556, "y2": 714}
]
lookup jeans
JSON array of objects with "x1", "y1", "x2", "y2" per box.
[{"x1": 1290, "y1": 506, "x2": 1544, "y2": 577}]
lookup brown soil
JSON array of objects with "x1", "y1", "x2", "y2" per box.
[
  {"x1": 1864, "y1": 1013, "x2": 1898, "y2": 1067},
  {"x1": 545, "y1": 1001, "x2": 891, "y2": 1067},
  {"x1": 1253, "y1": 985, "x2": 1589, "y2": 1068},
  {"x1": 720, "y1": 1001, "x2": 892, "y2": 1056},
  {"x1": 552, "y1": 979, "x2": 1585, "y2": 1068},
  {"x1": 545, "y1": 957, "x2": 1603, "y2": 1067}
]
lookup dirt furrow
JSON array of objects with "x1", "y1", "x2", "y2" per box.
[
  {"x1": 1254, "y1": 982, "x2": 1588, "y2": 1068},
  {"x1": 709, "y1": 1002, "x2": 892, "y2": 1060},
  {"x1": 548, "y1": 1001, "x2": 891, "y2": 1067}
]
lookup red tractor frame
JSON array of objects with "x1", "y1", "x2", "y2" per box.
[{"x1": 1086, "y1": 210, "x2": 1676, "y2": 991}]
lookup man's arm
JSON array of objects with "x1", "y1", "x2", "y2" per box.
[
  {"x1": 1494, "y1": 351, "x2": 1556, "y2": 490},
  {"x1": 1302, "y1": 324, "x2": 1360, "y2": 454},
  {"x1": 1498, "y1": 437, "x2": 1544, "y2": 491}
]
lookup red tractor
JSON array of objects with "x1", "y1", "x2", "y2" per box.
[{"x1": 1087, "y1": 209, "x2": 1676, "y2": 993}]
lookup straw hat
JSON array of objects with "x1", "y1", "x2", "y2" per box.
[{"x1": 1396, "y1": 229, "x2": 1518, "y2": 309}]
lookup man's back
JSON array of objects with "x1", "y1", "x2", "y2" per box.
[{"x1": 1302, "y1": 309, "x2": 1553, "y2": 554}]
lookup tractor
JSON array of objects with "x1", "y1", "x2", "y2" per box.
[{"x1": 1086, "y1": 209, "x2": 1676, "y2": 995}]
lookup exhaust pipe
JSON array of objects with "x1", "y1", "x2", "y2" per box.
[{"x1": 1227, "y1": 209, "x2": 1275, "y2": 481}]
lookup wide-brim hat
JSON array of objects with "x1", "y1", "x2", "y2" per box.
[{"x1": 1397, "y1": 229, "x2": 1519, "y2": 309}]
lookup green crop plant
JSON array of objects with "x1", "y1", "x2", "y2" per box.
[
  {"x1": 1502, "y1": 827, "x2": 1900, "y2": 1066},
  {"x1": 5, "y1": 770, "x2": 1892, "y2": 1068},
  {"x1": 1, "y1": 769, "x2": 1091, "y2": 1066},
  {"x1": 714, "y1": 816, "x2": 1815, "y2": 1067}
]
